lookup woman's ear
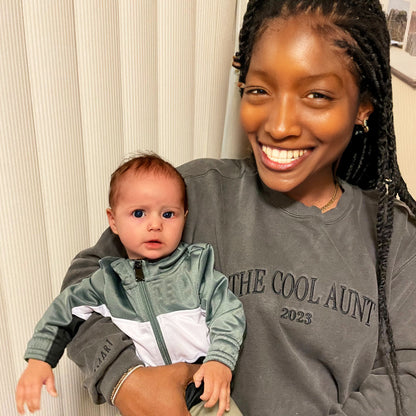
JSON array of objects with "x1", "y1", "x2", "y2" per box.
[
  {"x1": 355, "y1": 97, "x2": 374, "y2": 125},
  {"x1": 106, "y1": 208, "x2": 119, "y2": 235}
]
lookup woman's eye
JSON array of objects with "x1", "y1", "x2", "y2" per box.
[
  {"x1": 162, "y1": 211, "x2": 174, "y2": 219},
  {"x1": 307, "y1": 92, "x2": 331, "y2": 100},
  {"x1": 132, "y1": 209, "x2": 144, "y2": 218}
]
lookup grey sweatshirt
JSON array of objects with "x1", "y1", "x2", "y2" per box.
[{"x1": 63, "y1": 157, "x2": 416, "y2": 415}]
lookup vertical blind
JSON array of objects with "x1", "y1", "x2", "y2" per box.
[
  {"x1": 1, "y1": 1, "x2": 414, "y2": 416},
  {"x1": 0, "y1": 1, "x2": 248, "y2": 415}
]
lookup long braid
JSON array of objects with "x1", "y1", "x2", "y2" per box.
[
  {"x1": 235, "y1": 1, "x2": 416, "y2": 414},
  {"x1": 351, "y1": 9, "x2": 413, "y2": 413}
]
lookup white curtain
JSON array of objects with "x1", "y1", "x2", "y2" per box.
[{"x1": 0, "y1": 1, "x2": 248, "y2": 415}]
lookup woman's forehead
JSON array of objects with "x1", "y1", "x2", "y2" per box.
[{"x1": 250, "y1": 14, "x2": 359, "y2": 82}]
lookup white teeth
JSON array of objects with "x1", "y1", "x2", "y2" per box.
[{"x1": 262, "y1": 145, "x2": 306, "y2": 163}]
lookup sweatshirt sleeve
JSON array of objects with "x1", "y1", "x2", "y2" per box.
[
  {"x1": 62, "y1": 228, "x2": 142, "y2": 404},
  {"x1": 329, "y1": 254, "x2": 416, "y2": 415},
  {"x1": 61, "y1": 227, "x2": 126, "y2": 289},
  {"x1": 197, "y1": 244, "x2": 246, "y2": 371}
]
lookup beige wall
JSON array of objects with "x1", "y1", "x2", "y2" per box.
[
  {"x1": 392, "y1": 76, "x2": 416, "y2": 196},
  {"x1": 380, "y1": 0, "x2": 416, "y2": 196}
]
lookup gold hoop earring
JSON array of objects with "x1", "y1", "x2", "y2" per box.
[
  {"x1": 232, "y1": 52, "x2": 241, "y2": 69},
  {"x1": 363, "y1": 119, "x2": 369, "y2": 133}
]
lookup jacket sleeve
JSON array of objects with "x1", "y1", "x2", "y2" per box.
[
  {"x1": 62, "y1": 228, "x2": 142, "y2": 404},
  {"x1": 197, "y1": 244, "x2": 246, "y2": 371},
  {"x1": 25, "y1": 271, "x2": 107, "y2": 367},
  {"x1": 329, "y1": 254, "x2": 416, "y2": 415}
]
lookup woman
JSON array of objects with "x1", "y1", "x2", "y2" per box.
[{"x1": 62, "y1": 1, "x2": 416, "y2": 415}]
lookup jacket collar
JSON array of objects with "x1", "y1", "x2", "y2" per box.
[{"x1": 99, "y1": 241, "x2": 189, "y2": 284}]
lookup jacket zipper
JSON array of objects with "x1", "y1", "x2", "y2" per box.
[{"x1": 134, "y1": 260, "x2": 172, "y2": 365}]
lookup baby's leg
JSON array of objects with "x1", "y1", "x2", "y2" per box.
[{"x1": 190, "y1": 397, "x2": 243, "y2": 415}]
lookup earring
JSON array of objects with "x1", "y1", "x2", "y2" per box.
[
  {"x1": 354, "y1": 119, "x2": 369, "y2": 136},
  {"x1": 232, "y1": 52, "x2": 241, "y2": 69}
]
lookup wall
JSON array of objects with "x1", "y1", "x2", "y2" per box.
[{"x1": 392, "y1": 76, "x2": 416, "y2": 196}]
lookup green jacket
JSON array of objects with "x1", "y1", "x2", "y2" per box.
[{"x1": 25, "y1": 242, "x2": 245, "y2": 371}]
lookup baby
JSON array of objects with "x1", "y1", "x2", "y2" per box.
[{"x1": 16, "y1": 153, "x2": 245, "y2": 416}]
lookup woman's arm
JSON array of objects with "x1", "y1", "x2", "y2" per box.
[
  {"x1": 329, "y1": 254, "x2": 416, "y2": 415},
  {"x1": 114, "y1": 363, "x2": 200, "y2": 416},
  {"x1": 62, "y1": 228, "x2": 126, "y2": 289}
]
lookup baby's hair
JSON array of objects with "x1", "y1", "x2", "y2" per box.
[
  {"x1": 235, "y1": 1, "x2": 416, "y2": 414},
  {"x1": 109, "y1": 152, "x2": 187, "y2": 211}
]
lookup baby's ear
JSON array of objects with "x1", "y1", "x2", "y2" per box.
[{"x1": 106, "y1": 208, "x2": 119, "y2": 235}]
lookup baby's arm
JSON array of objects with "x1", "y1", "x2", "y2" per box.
[
  {"x1": 194, "y1": 244, "x2": 246, "y2": 416},
  {"x1": 193, "y1": 361, "x2": 232, "y2": 416},
  {"x1": 15, "y1": 359, "x2": 58, "y2": 414}
]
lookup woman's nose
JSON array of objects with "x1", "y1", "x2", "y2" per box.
[{"x1": 264, "y1": 94, "x2": 301, "y2": 140}]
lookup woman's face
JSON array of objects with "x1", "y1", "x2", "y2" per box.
[{"x1": 240, "y1": 15, "x2": 372, "y2": 203}]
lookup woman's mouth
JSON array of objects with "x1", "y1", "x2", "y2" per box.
[{"x1": 260, "y1": 144, "x2": 310, "y2": 170}]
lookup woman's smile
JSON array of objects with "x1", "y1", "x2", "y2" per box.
[{"x1": 260, "y1": 143, "x2": 311, "y2": 170}]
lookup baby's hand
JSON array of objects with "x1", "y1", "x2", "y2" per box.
[
  {"x1": 15, "y1": 359, "x2": 58, "y2": 414},
  {"x1": 193, "y1": 361, "x2": 232, "y2": 416}
]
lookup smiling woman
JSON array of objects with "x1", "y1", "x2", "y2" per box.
[{"x1": 239, "y1": 15, "x2": 373, "y2": 207}]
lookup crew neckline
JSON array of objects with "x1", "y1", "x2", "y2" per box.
[{"x1": 258, "y1": 176, "x2": 354, "y2": 223}]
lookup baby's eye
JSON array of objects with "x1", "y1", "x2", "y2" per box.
[
  {"x1": 132, "y1": 209, "x2": 144, "y2": 218},
  {"x1": 244, "y1": 87, "x2": 267, "y2": 95},
  {"x1": 162, "y1": 211, "x2": 175, "y2": 219}
]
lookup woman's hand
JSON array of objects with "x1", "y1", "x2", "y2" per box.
[{"x1": 114, "y1": 362, "x2": 201, "y2": 416}]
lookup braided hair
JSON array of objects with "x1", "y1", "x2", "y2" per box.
[{"x1": 234, "y1": 1, "x2": 416, "y2": 414}]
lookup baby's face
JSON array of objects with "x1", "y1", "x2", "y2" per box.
[{"x1": 107, "y1": 171, "x2": 186, "y2": 260}]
